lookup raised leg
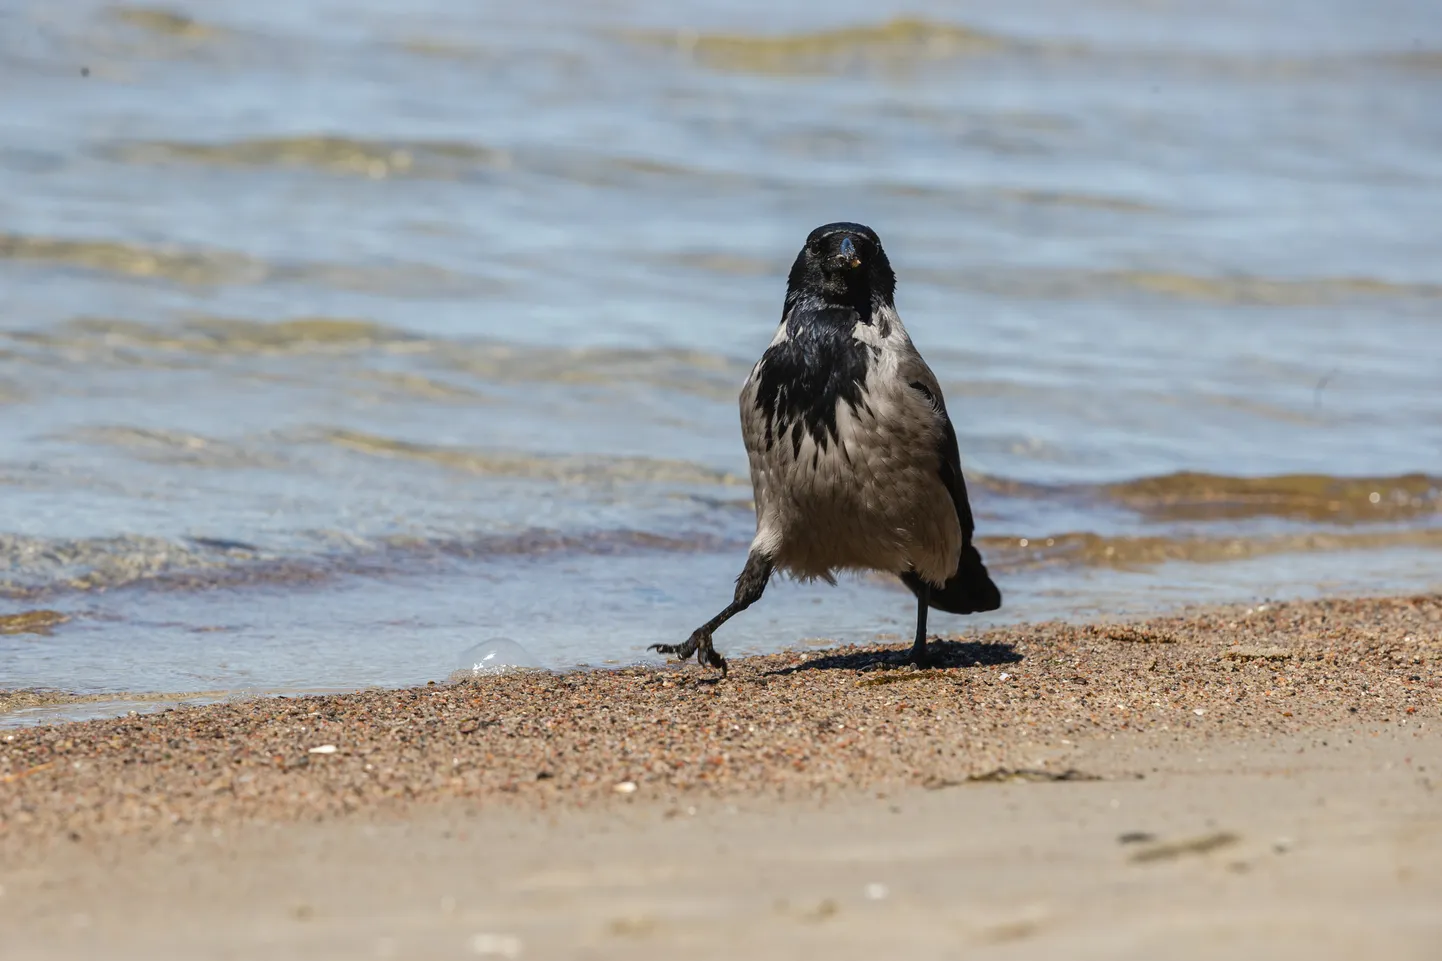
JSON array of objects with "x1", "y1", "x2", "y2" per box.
[
  {"x1": 908, "y1": 580, "x2": 931, "y2": 666},
  {"x1": 650, "y1": 551, "x2": 773, "y2": 676}
]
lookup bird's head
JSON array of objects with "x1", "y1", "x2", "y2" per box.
[{"x1": 784, "y1": 222, "x2": 896, "y2": 317}]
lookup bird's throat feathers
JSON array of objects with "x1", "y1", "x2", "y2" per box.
[
  {"x1": 782, "y1": 283, "x2": 893, "y2": 331},
  {"x1": 753, "y1": 306, "x2": 875, "y2": 461}
]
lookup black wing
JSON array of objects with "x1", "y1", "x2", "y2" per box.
[{"x1": 901, "y1": 407, "x2": 1002, "y2": 614}]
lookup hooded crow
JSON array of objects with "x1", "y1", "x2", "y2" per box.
[{"x1": 651, "y1": 222, "x2": 1001, "y2": 674}]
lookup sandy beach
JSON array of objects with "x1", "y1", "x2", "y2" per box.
[{"x1": 2, "y1": 592, "x2": 1439, "y2": 959}]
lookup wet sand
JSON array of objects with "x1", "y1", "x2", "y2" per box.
[{"x1": 2, "y1": 593, "x2": 1439, "y2": 958}]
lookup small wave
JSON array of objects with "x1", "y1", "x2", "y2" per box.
[
  {"x1": 626, "y1": 17, "x2": 1442, "y2": 81},
  {"x1": 396, "y1": 38, "x2": 485, "y2": 61},
  {"x1": 0, "y1": 231, "x2": 263, "y2": 285},
  {"x1": 982, "y1": 527, "x2": 1442, "y2": 573},
  {"x1": 622, "y1": 17, "x2": 1007, "y2": 74},
  {"x1": 0, "y1": 533, "x2": 265, "y2": 599},
  {"x1": 314, "y1": 428, "x2": 747, "y2": 487},
  {"x1": 960, "y1": 469, "x2": 1441, "y2": 524},
  {"x1": 108, "y1": 134, "x2": 751, "y2": 192},
  {"x1": 0, "y1": 231, "x2": 486, "y2": 295},
  {"x1": 0, "y1": 610, "x2": 68, "y2": 635},
  {"x1": 57, "y1": 315, "x2": 417, "y2": 354},
  {"x1": 4, "y1": 319, "x2": 747, "y2": 400},
  {"x1": 107, "y1": 135, "x2": 508, "y2": 180},
  {"x1": 353, "y1": 370, "x2": 490, "y2": 402},
  {"x1": 59, "y1": 426, "x2": 285, "y2": 470},
  {"x1": 970, "y1": 469, "x2": 1441, "y2": 524},
  {"x1": 0, "y1": 528, "x2": 741, "y2": 600},
  {"x1": 111, "y1": 6, "x2": 218, "y2": 40},
  {"x1": 6, "y1": 517, "x2": 1438, "y2": 602},
  {"x1": 912, "y1": 266, "x2": 1442, "y2": 305},
  {"x1": 1098, "y1": 471, "x2": 1442, "y2": 524}
]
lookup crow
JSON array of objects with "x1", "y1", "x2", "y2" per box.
[{"x1": 652, "y1": 222, "x2": 1001, "y2": 674}]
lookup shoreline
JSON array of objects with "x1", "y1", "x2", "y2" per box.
[
  {"x1": 3, "y1": 592, "x2": 1437, "y2": 842},
  {"x1": 3, "y1": 581, "x2": 1436, "y2": 719}
]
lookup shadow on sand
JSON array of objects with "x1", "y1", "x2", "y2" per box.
[{"x1": 762, "y1": 639, "x2": 1022, "y2": 676}]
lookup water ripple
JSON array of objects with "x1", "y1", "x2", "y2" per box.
[{"x1": 0, "y1": 231, "x2": 491, "y2": 295}]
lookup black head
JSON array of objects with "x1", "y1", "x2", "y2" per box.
[{"x1": 784, "y1": 222, "x2": 896, "y2": 318}]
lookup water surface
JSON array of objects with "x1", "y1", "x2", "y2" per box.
[{"x1": 2, "y1": 0, "x2": 1440, "y2": 718}]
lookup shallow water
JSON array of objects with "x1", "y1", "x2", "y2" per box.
[{"x1": 2, "y1": 0, "x2": 1440, "y2": 715}]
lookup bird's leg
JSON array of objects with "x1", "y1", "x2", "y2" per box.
[
  {"x1": 650, "y1": 551, "x2": 773, "y2": 676},
  {"x1": 908, "y1": 581, "x2": 931, "y2": 667}
]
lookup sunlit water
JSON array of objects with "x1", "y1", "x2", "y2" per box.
[{"x1": 2, "y1": 0, "x2": 1440, "y2": 719}]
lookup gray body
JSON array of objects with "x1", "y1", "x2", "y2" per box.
[{"x1": 741, "y1": 303, "x2": 961, "y2": 588}]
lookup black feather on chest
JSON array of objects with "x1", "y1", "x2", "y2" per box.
[{"x1": 752, "y1": 307, "x2": 875, "y2": 459}]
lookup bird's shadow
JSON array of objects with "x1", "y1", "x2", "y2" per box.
[{"x1": 762, "y1": 639, "x2": 1021, "y2": 676}]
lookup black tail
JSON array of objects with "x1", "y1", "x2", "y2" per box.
[{"x1": 901, "y1": 543, "x2": 1001, "y2": 615}]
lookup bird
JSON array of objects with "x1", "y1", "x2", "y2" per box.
[{"x1": 651, "y1": 222, "x2": 1001, "y2": 675}]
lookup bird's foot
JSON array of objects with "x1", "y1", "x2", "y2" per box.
[
  {"x1": 649, "y1": 629, "x2": 729, "y2": 677},
  {"x1": 904, "y1": 638, "x2": 934, "y2": 668}
]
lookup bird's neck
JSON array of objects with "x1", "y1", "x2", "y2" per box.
[{"x1": 784, "y1": 285, "x2": 888, "y2": 326}]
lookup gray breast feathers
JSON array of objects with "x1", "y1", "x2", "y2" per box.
[{"x1": 738, "y1": 312, "x2": 962, "y2": 585}]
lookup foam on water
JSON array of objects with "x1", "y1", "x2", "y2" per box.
[{"x1": 452, "y1": 638, "x2": 543, "y2": 679}]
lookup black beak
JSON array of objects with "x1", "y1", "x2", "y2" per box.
[{"x1": 836, "y1": 236, "x2": 861, "y2": 269}]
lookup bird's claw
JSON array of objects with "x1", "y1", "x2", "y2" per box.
[
  {"x1": 649, "y1": 629, "x2": 728, "y2": 677},
  {"x1": 648, "y1": 632, "x2": 699, "y2": 661},
  {"x1": 904, "y1": 638, "x2": 934, "y2": 668}
]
